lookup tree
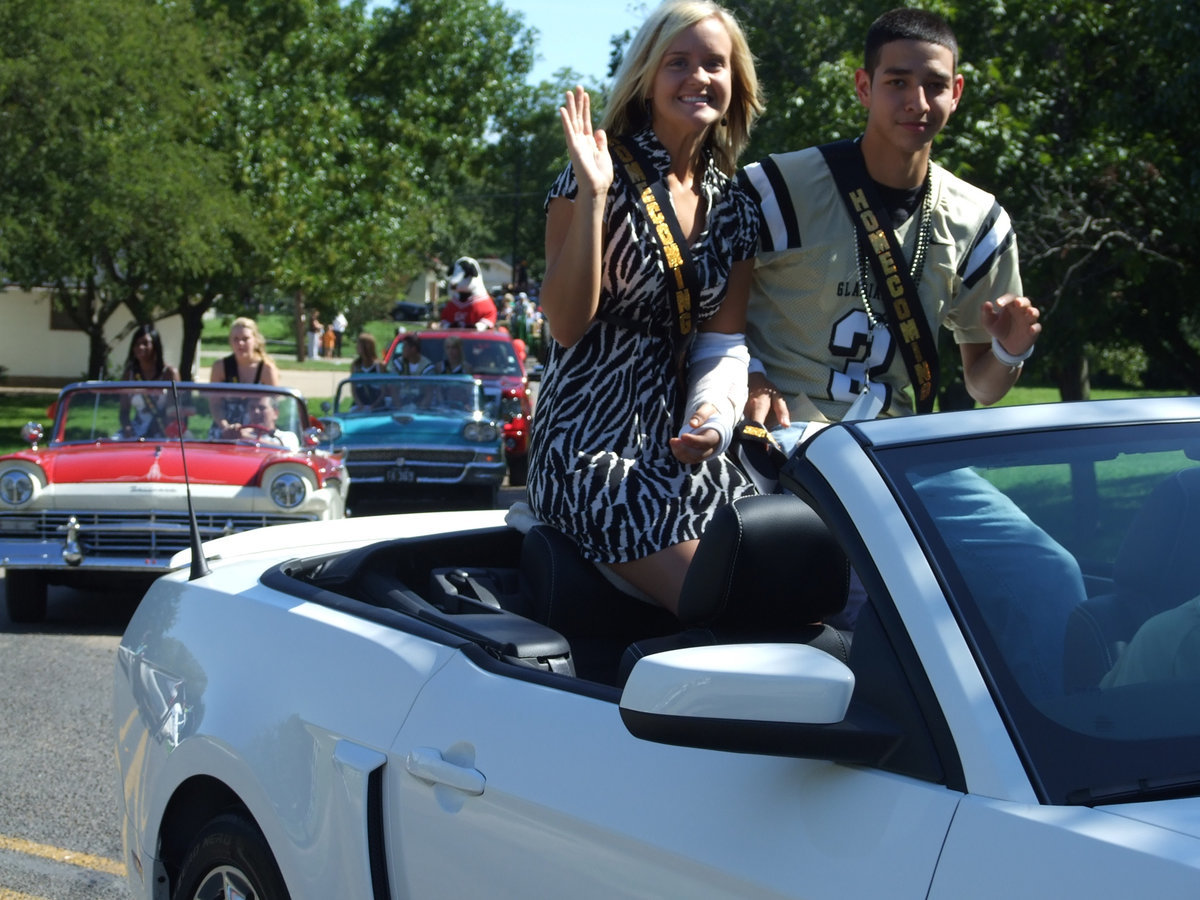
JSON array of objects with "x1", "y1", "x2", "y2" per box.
[
  {"x1": 355, "y1": 0, "x2": 535, "y2": 277},
  {"x1": 0, "y1": 0, "x2": 251, "y2": 377}
]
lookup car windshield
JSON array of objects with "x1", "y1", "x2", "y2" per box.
[
  {"x1": 334, "y1": 374, "x2": 482, "y2": 416},
  {"x1": 874, "y1": 421, "x2": 1200, "y2": 805},
  {"x1": 54, "y1": 383, "x2": 306, "y2": 446},
  {"x1": 423, "y1": 336, "x2": 522, "y2": 376}
]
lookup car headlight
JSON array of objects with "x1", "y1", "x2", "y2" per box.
[
  {"x1": 269, "y1": 472, "x2": 307, "y2": 508},
  {"x1": 462, "y1": 421, "x2": 498, "y2": 442},
  {"x1": 0, "y1": 469, "x2": 35, "y2": 505}
]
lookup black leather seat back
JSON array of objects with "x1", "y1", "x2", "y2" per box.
[
  {"x1": 520, "y1": 525, "x2": 678, "y2": 682},
  {"x1": 618, "y1": 494, "x2": 852, "y2": 685},
  {"x1": 676, "y1": 493, "x2": 850, "y2": 631}
]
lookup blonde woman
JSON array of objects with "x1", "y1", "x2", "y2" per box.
[
  {"x1": 527, "y1": 0, "x2": 764, "y2": 613},
  {"x1": 209, "y1": 316, "x2": 280, "y2": 435}
]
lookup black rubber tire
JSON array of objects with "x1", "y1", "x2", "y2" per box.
[
  {"x1": 173, "y1": 813, "x2": 291, "y2": 900},
  {"x1": 5, "y1": 570, "x2": 48, "y2": 624}
]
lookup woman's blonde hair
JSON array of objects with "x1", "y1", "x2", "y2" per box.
[
  {"x1": 229, "y1": 316, "x2": 274, "y2": 364},
  {"x1": 601, "y1": 0, "x2": 763, "y2": 176}
]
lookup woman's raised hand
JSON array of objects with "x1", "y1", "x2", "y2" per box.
[{"x1": 559, "y1": 86, "x2": 613, "y2": 198}]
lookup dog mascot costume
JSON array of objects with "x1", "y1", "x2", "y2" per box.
[{"x1": 441, "y1": 256, "x2": 498, "y2": 329}]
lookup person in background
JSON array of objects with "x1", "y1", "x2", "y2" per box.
[
  {"x1": 209, "y1": 316, "x2": 280, "y2": 433},
  {"x1": 121, "y1": 323, "x2": 181, "y2": 383},
  {"x1": 429, "y1": 336, "x2": 465, "y2": 374},
  {"x1": 527, "y1": 0, "x2": 764, "y2": 613},
  {"x1": 321, "y1": 323, "x2": 336, "y2": 359},
  {"x1": 351, "y1": 332, "x2": 382, "y2": 376},
  {"x1": 307, "y1": 309, "x2": 323, "y2": 360},
  {"x1": 225, "y1": 394, "x2": 300, "y2": 449},
  {"x1": 350, "y1": 332, "x2": 384, "y2": 408},
  {"x1": 118, "y1": 324, "x2": 181, "y2": 438},
  {"x1": 331, "y1": 310, "x2": 348, "y2": 357},
  {"x1": 390, "y1": 333, "x2": 433, "y2": 375}
]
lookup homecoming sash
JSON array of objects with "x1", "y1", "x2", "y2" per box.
[{"x1": 819, "y1": 139, "x2": 939, "y2": 414}]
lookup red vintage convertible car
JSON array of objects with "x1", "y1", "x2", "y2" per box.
[
  {"x1": 383, "y1": 330, "x2": 533, "y2": 486},
  {"x1": 0, "y1": 381, "x2": 347, "y2": 622}
]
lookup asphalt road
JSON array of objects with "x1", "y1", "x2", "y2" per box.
[
  {"x1": 0, "y1": 353, "x2": 531, "y2": 896},
  {"x1": 0, "y1": 479, "x2": 527, "y2": 900},
  {"x1": 0, "y1": 576, "x2": 135, "y2": 899}
]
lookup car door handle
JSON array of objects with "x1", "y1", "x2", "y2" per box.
[{"x1": 405, "y1": 747, "x2": 485, "y2": 796}]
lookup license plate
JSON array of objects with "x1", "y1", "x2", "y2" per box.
[{"x1": 385, "y1": 466, "x2": 416, "y2": 484}]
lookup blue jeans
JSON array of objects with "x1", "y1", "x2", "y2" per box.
[{"x1": 913, "y1": 468, "x2": 1086, "y2": 700}]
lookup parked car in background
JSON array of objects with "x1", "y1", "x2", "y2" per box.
[
  {"x1": 390, "y1": 300, "x2": 430, "y2": 322},
  {"x1": 113, "y1": 398, "x2": 1200, "y2": 899},
  {"x1": 383, "y1": 329, "x2": 532, "y2": 486},
  {"x1": 319, "y1": 373, "x2": 505, "y2": 510},
  {"x1": 0, "y1": 381, "x2": 346, "y2": 622}
]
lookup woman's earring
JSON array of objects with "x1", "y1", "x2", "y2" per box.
[{"x1": 720, "y1": 116, "x2": 728, "y2": 126}]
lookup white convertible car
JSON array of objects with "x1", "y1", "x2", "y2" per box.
[{"x1": 114, "y1": 398, "x2": 1200, "y2": 899}]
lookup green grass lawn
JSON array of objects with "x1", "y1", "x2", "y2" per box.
[{"x1": 202, "y1": 312, "x2": 411, "y2": 364}]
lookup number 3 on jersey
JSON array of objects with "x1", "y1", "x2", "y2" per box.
[{"x1": 829, "y1": 309, "x2": 892, "y2": 408}]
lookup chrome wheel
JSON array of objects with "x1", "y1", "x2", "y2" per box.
[{"x1": 173, "y1": 813, "x2": 290, "y2": 900}]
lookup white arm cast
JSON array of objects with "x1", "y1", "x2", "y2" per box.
[{"x1": 677, "y1": 331, "x2": 749, "y2": 455}]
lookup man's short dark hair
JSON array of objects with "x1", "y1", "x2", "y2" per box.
[
  {"x1": 403, "y1": 334, "x2": 421, "y2": 348},
  {"x1": 864, "y1": 8, "x2": 959, "y2": 75}
]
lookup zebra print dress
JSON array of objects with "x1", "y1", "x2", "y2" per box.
[{"x1": 527, "y1": 128, "x2": 759, "y2": 564}]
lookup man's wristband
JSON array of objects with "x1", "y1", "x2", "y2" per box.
[{"x1": 991, "y1": 336, "x2": 1035, "y2": 367}]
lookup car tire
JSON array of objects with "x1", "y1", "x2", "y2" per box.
[
  {"x1": 173, "y1": 813, "x2": 291, "y2": 900},
  {"x1": 5, "y1": 570, "x2": 48, "y2": 624},
  {"x1": 506, "y1": 453, "x2": 528, "y2": 488}
]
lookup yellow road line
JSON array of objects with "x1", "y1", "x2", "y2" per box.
[
  {"x1": 0, "y1": 889, "x2": 44, "y2": 900},
  {"x1": 0, "y1": 834, "x2": 125, "y2": 877}
]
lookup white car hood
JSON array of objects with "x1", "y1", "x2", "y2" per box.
[
  {"x1": 169, "y1": 507, "x2": 511, "y2": 568},
  {"x1": 1100, "y1": 796, "x2": 1200, "y2": 840}
]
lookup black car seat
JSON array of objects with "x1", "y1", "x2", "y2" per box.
[
  {"x1": 520, "y1": 525, "x2": 678, "y2": 683},
  {"x1": 617, "y1": 493, "x2": 852, "y2": 685},
  {"x1": 1063, "y1": 465, "x2": 1200, "y2": 692}
]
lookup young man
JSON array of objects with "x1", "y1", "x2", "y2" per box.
[
  {"x1": 739, "y1": 8, "x2": 1041, "y2": 441},
  {"x1": 390, "y1": 333, "x2": 433, "y2": 376},
  {"x1": 736, "y1": 11, "x2": 1082, "y2": 692}
]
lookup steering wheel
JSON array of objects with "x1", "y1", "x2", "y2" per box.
[{"x1": 236, "y1": 423, "x2": 274, "y2": 443}]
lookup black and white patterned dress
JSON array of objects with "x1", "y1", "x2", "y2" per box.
[{"x1": 528, "y1": 128, "x2": 759, "y2": 564}]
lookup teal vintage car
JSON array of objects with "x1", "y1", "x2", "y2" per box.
[{"x1": 319, "y1": 373, "x2": 505, "y2": 510}]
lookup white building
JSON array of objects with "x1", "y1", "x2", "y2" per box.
[{"x1": 1, "y1": 286, "x2": 194, "y2": 384}]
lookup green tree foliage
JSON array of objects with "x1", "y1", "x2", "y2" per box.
[
  {"x1": 354, "y1": 0, "x2": 534, "y2": 285},
  {"x1": 0, "y1": 0, "x2": 250, "y2": 377}
]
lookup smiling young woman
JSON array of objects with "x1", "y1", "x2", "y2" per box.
[{"x1": 528, "y1": 0, "x2": 764, "y2": 614}]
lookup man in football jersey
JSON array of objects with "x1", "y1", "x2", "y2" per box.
[
  {"x1": 739, "y1": 7, "x2": 1042, "y2": 442},
  {"x1": 736, "y1": 10, "x2": 1083, "y2": 692}
]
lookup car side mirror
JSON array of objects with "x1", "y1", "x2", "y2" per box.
[
  {"x1": 620, "y1": 643, "x2": 902, "y2": 764},
  {"x1": 21, "y1": 422, "x2": 44, "y2": 447}
]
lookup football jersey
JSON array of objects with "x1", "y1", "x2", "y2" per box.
[{"x1": 738, "y1": 145, "x2": 1021, "y2": 420}]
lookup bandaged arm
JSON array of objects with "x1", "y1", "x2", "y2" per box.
[{"x1": 677, "y1": 331, "x2": 749, "y2": 455}]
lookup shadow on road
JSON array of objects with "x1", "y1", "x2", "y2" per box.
[{"x1": 0, "y1": 579, "x2": 144, "y2": 636}]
